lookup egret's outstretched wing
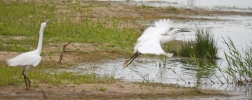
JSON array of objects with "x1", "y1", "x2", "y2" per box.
[
  {"x1": 137, "y1": 19, "x2": 172, "y2": 42},
  {"x1": 154, "y1": 19, "x2": 173, "y2": 34},
  {"x1": 134, "y1": 38, "x2": 165, "y2": 55},
  {"x1": 7, "y1": 52, "x2": 41, "y2": 67}
]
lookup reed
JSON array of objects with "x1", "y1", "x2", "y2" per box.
[
  {"x1": 180, "y1": 28, "x2": 218, "y2": 59},
  {"x1": 223, "y1": 37, "x2": 252, "y2": 84}
]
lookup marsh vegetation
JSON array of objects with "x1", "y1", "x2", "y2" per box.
[
  {"x1": 180, "y1": 28, "x2": 218, "y2": 59},
  {"x1": 222, "y1": 37, "x2": 252, "y2": 84},
  {"x1": 0, "y1": 0, "x2": 252, "y2": 99}
]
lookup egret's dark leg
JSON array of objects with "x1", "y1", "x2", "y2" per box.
[
  {"x1": 156, "y1": 56, "x2": 167, "y2": 68},
  {"x1": 22, "y1": 69, "x2": 28, "y2": 88},
  {"x1": 22, "y1": 67, "x2": 31, "y2": 89},
  {"x1": 26, "y1": 76, "x2": 31, "y2": 89},
  {"x1": 124, "y1": 52, "x2": 138, "y2": 67},
  {"x1": 161, "y1": 56, "x2": 167, "y2": 68},
  {"x1": 123, "y1": 52, "x2": 141, "y2": 68}
]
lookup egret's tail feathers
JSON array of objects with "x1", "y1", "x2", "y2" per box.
[
  {"x1": 165, "y1": 53, "x2": 173, "y2": 58},
  {"x1": 6, "y1": 59, "x2": 11, "y2": 66},
  {"x1": 123, "y1": 52, "x2": 141, "y2": 68},
  {"x1": 7, "y1": 55, "x2": 25, "y2": 67},
  {"x1": 7, "y1": 58, "x2": 18, "y2": 66}
]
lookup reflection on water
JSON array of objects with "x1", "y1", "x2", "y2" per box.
[
  {"x1": 75, "y1": 57, "x2": 252, "y2": 99},
  {"x1": 184, "y1": 58, "x2": 217, "y2": 84}
]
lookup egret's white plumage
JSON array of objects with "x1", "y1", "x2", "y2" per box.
[
  {"x1": 7, "y1": 51, "x2": 41, "y2": 67},
  {"x1": 137, "y1": 19, "x2": 172, "y2": 42},
  {"x1": 134, "y1": 37, "x2": 173, "y2": 57},
  {"x1": 7, "y1": 21, "x2": 49, "y2": 89},
  {"x1": 123, "y1": 19, "x2": 189, "y2": 68}
]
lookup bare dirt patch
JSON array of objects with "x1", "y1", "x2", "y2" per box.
[{"x1": 0, "y1": 82, "x2": 230, "y2": 100}]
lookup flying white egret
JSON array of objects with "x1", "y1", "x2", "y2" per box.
[
  {"x1": 123, "y1": 19, "x2": 189, "y2": 68},
  {"x1": 7, "y1": 21, "x2": 49, "y2": 89}
]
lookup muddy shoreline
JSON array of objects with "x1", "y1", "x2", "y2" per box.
[{"x1": 0, "y1": 82, "x2": 230, "y2": 100}]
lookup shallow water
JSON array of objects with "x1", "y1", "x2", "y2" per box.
[
  {"x1": 103, "y1": 0, "x2": 252, "y2": 12},
  {"x1": 69, "y1": 1, "x2": 252, "y2": 99},
  {"x1": 135, "y1": 13, "x2": 252, "y2": 98}
]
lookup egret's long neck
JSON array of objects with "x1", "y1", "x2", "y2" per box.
[
  {"x1": 36, "y1": 25, "x2": 46, "y2": 55},
  {"x1": 160, "y1": 35, "x2": 175, "y2": 44},
  {"x1": 169, "y1": 30, "x2": 176, "y2": 37}
]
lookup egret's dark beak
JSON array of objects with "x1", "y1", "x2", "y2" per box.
[
  {"x1": 46, "y1": 21, "x2": 50, "y2": 25},
  {"x1": 180, "y1": 30, "x2": 190, "y2": 32}
]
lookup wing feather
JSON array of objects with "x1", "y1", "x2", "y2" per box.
[
  {"x1": 134, "y1": 38, "x2": 165, "y2": 55},
  {"x1": 7, "y1": 51, "x2": 41, "y2": 67},
  {"x1": 137, "y1": 19, "x2": 172, "y2": 42}
]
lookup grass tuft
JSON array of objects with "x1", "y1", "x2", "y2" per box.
[
  {"x1": 180, "y1": 28, "x2": 218, "y2": 59},
  {"x1": 223, "y1": 37, "x2": 252, "y2": 84}
]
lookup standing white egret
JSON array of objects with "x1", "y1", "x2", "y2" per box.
[
  {"x1": 123, "y1": 19, "x2": 189, "y2": 68},
  {"x1": 7, "y1": 21, "x2": 49, "y2": 89}
]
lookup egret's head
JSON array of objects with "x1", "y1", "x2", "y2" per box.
[
  {"x1": 169, "y1": 28, "x2": 181, "y2": 35},
  {"x1": 169, "y1": 28, "x2": 190, "y2": 35},
  {"x1": 173, "y1": 29, "x2": 181, "y2": 33},
  {"x1": 41, "y1": 21, "x2": 49, "y2": 27},
  {"x1": 45, "y1": 21, "x2": 50, "y2": 25}
]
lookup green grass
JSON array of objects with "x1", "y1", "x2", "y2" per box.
[
  {"x1": 0, "y1": 0, "x2": 139, "y2": 53},
  {"x1": 222, "y1": 37, "x2": 252, "y2": 84},
  {"x1": 173, "y1": 28, "x2": 218, "y2": 82},
  {"x1": 95, "y1": 86, "x2": 107, "y2": 92},
  {"x1": 166, "y1": 6, "x2": 178, "y2": 12},
  {"x1": 0, "y1": 65, "x2": 117, "y2": 87},
  {"x1": 0, "y1": 0, "x2": 138, "y2": 87},
  {"x1": 164, "y1": 41, "x2": 183, "y2": 56},
  {"x1": 180, "y1": 28, "x2": 218, "y2": 59},
  {"x1": 139, "y1": 3, "x2": 154, "y2": 9}
]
